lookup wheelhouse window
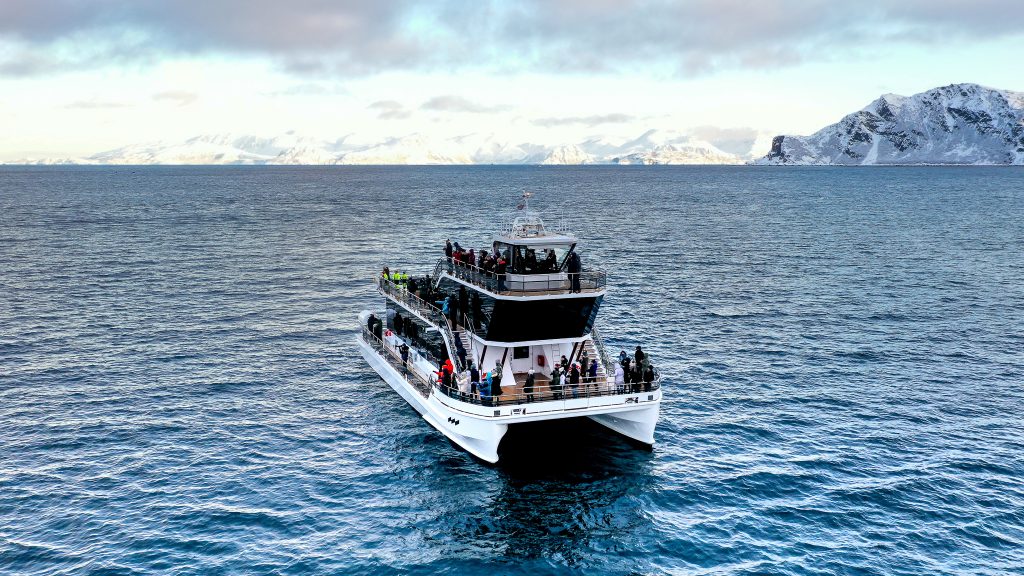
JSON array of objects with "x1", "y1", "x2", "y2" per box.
[
  {"x1": 495, "y1": 241, "x2": 577, "y2": 274},
  {"x1": 513, "y1": 346, "x2": 530, "y2": 359}
]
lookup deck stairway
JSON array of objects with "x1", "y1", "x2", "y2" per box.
[
  {"x1": 455, "y1": 329, "x2": 474, "y2": 365},
  {"x1": 579, "y1": 337, "x2": 609, "y2": 382}
]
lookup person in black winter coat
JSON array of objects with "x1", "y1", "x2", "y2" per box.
[
  {"x1": 643, "y1": 364, "x2": 655, "y2": 392},
  {"x1": 567, "y1": 251, "x2": 582, "y2": 292},
  {"x1": 469, "y1": 362, "x2": 480, "y2": 396},
  {"x1": 459, "y1": 286, "x2": 469, "y2": 327}
]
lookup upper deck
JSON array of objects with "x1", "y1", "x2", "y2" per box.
[
  {"x1": 439, "y1": 258, "x2": 607, "y2": 297},
  {"x1": 441, "y1": 210, "x2": 606, "y2": 298}
]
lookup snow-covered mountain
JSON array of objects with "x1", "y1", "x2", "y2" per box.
[
  {"x1": 604, "y1": 130, "x2": 737, "y2": 164},
  {"x1": 540, "y1": 144, "x2": 593, "y2": 165},
  {"x1": 5, "y1": 128, "x2": 756, "y2": 166},
  {"x1": 757, "y1": 83, "x2": 1024, "y2": 165}
]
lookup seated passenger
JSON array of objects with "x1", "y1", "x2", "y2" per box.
[
  {"x1": 544, "y1": 250, "x2": 557, "y2": 271},
  {"x1": 524, "y1": 249, "x2": 537, "y2": 273}
]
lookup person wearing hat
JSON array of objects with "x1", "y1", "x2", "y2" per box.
[{"x1": 524, "y1": 368, "x2": 536, "y2": 403}]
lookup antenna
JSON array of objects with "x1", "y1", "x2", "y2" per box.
[{"x1": 517, "y1": 190, "x2": 534, "y2": 211}]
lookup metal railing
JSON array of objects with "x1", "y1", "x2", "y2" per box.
[
  {"x1": 378, "y1": 276, "x2": 474, "y2": 374},
  {"x1": 435, "y1": 372, "x2": 662, "y2": 407},
  {"x1": 361, "y1": 325, "x2": 433, "y2": 398},
  {"x1": 363, "y1": 326, "x2": 661, "y2": 408},
  {"x1": 590, "y1": 327, "x2": 615, "y2": 373},
  {"x1": 436, "y1": 258, "x2": 606, "y2": 295}
]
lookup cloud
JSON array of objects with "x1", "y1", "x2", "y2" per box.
[
  {"x1": 369, "y1": 99, "x2": 412, "y2": 120},
  {"x1": 420, "y1": 95, "x2": 510, "y2": 114},
  {"x1": 152, "y1": 91, "x2": 198, "y2": 106},
  {"x1": 531, "y1": 113, "x2": 634, "y2": 127},
  {"x1": 64, "y1": 99, "x2": 128, "y2": 109},
  {"x1": 1, "y1": 0, "x2": 1022, "y2": 77},
  {"x1": 264, "y1": 83, "x2": 349, "y2": 97},
  {"x1": 687, "y1": 125, "x2": 762, "y2": 156}
]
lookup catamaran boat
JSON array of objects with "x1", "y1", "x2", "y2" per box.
[{"x1": 357, "y1": 204, "x2": 662, "y2": 463}]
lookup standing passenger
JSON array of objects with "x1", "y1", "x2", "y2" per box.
[
  {"x1": 492, "y1": 360, "x2": 504, "y2": 397},
  {"x1": 569, "y1": 363, "x2": 581, "y2": 398},
  {"x1": 480, "y1": 371, "x2": 492, "y2": 406},
  {"x1": 524, "y1": 369, "x2": 535, "y2": 403},
  {"x1": 550, "y1": 365, "x2": 562, "y2": 400},
  {"x1": 614, "y1": 363, "x2": 625, "y2": 394},
  {"x1": 469, "y1": 362, "x2": 480, "y2": 396},
  {"x1": 567, "y1": 251, "x2": 582, "y2": 292},
  {"x1": 459, "y1": 286, "x2": 469, "y2": 327},
  {"x1": 495, "y1": 257, "x2": 507, "y2": 292},
  {"x1": 589, "y1": 359, "x2": 599, "y2": 391}
]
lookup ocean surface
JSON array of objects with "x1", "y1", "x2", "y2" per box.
[{"x1": 1, "y1": 165, "x2": 1022, "y2": 575}]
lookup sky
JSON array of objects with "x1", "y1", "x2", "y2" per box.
[{"x1": 1, "y1": 0, "x2": 1023, "y2": 160}]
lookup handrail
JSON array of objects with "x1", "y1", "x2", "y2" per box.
[
  {"x1": 589, "y1": 328, "x2": 613, "y2": 372},
  {"x1": 361, "y1": 325, "x2": 433, "y2": 397},
  {"x1": 378, "y1": 276, "x2": 470, "y2": 373},
  {"x1": 435, "y1": 257, "x2": 607, "y2": 295},
  {"x1": 364, "y1": 325, "x2": 662, "y2": 407}
]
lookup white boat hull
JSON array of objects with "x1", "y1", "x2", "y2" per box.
[{"x1": 357, "y1": 333, "x2": 660, "y2": 463}]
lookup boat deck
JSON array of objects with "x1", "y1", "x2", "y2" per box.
[{"x1": 492, "y1": 371, "x2": 613, "y2": 403}]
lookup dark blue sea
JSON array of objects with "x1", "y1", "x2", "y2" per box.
[{"x1": 1, "y1": 166, "x2": 1023, "y2": 575}]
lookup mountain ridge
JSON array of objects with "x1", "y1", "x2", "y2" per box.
[
  {"x1": 5, "y1": 128, "x2": 768, "y2": 166},
  {"x1": 756, "y1": 83, "x2": 1024, "y2": 165}
]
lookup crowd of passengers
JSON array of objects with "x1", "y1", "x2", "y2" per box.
[
  {"x1": 367, "y1": 309, "x2": 658, "y2": 405},
  {"x1": 380, "y1": 266, "x2": 485, "y2": 332},
  {"x1": 444, "y1": 239, "x2": 583, "y2": 292},
  {"x1": 438, "y1": 345, "x2": 657, "y2": 406}
]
